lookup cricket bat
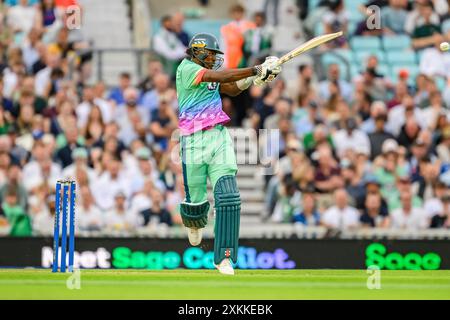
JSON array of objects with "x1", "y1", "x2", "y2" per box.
[{"x1": 275, "y1": 31, "x2": 344, "y2": 67}]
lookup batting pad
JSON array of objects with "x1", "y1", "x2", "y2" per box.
[
  {"x1": 180, "y1": 200, "x2": 210, "y2": 229},
  {"x1": 213, "y1": 175, "x2": 241, "y2": 265}
]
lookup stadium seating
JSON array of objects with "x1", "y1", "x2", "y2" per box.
[{"x1": 350, "y1": 36, "x2": 381, "y2": 51}]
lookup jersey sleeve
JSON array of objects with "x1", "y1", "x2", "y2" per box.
[{"x1": 180, "y1": 61, "x2": 207, "y2": 89}]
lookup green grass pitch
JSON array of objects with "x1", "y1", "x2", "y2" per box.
[{"x1": 0, "y1": 269, "x2": 449, "y2": 299}]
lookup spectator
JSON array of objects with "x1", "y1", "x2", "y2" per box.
[
  {"x1": 140, "y1": 188, "x2": 173, "y2": 227},
  {"x1": 6, "y1": 0, "x2": 39, "y2": 45},
  {"x1": 220, "y1": 4, "x2": 255, "y2": 69},
  {"x1": 61, "y1": 147, "x2": 96, "y2": 182},
  {"x1": 381, "y1": 0, "x2": 408, "y2": 34},
  {"x1": 76, "y1": 185, "x2": 103, "y2": 232},
  {"x1": 424, "y1": 181, "x2": 448, "y2": 217},
  {"x1": 360, "y1": 193, "x2": 390, "y2": 228},
  {"x1": 1, "y1": 186, "x2": 32, "y2": 236},
  {"x1": 322, "y1": 0, "x2": 349, "y2": 48},
  {"x1": 430, "y1": 194, "x2": 450, "y2": 228},
  {"x1": 333, "y1": 117, "x2": 371, "y2": 159},
  {"x1": 341, "y1": 159, "x2": 365, "y2": 206},
  {"x1": 152, "y1": 15, "x2": 186, "y2": 77},
  {"x1": 271, "y1": 173, "x2": 302, "y2": 223},
  {"x1": 410, "y1": 0, "x2": 444, "y2": 50},
  {"x1": 171, "y1": 12, "x2": 189, "y2": 47},
  {"x1": 390, "y1": 189, "x2": 428, "y2": 229},
  {"x1": 318, "y1": 64, "x2": 353, "y2": 103},
  {"x1": 436, "y1": 125, "x2": 450, "y2": 163},
  {"x1": 115, "y1": 87, "x2": 149, "y2": 147},
  {"x1": 56, "y1": 123, "x2": 83, "y2": 168},
  {"x1": 137, "y1": 59, "x2": 163, "y2": 94},
  {"x1": 104, "y1": 191, "x2": 137, "y2": 231},
  {"x1": 91, "y1": 155, "x2": 129, "y2": 211},
  {"x1": 141, "y1": 73, "x2": 176, "y2": 113},
  {"x1": 368, "y1": 110, "x2": 395, "y2": 159},
  {"x1": 292, "y1": 186, "x2": 321, "y2": 226},
  {"x1": 386, "y1": 81, "x2": 409, "y2": 110},
  {"x1": 322, "y1": 188, "x2": 360, "y2": 230},
  {"x1": 314, "y1": 144, "x2": 343, "y2": 194},
  {"x1": 242, "y1": 11, "x2": 273, "y2": 67},
  {"x1": 107, "y1": 72, "x2": 131, "y2": 106}
]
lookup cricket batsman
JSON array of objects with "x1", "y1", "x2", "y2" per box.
[{"x1": 176, "y1": 33, "x2": 281, "y2": 275}]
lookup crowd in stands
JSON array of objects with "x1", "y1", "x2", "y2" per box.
[{"x1": 0, "y1": 0, "x2": 448, "y2": 237}]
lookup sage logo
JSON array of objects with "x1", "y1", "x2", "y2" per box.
[
  {"x1": 112, "y1": 246, "x2": 295, "y2": 270},
  {"x1": 365, "y1": 243, "x2": 441, "y2": 270}
]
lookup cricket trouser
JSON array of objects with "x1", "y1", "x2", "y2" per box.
[{"x1": 179, "y1": 124, "x2": 241, "y2": 265}]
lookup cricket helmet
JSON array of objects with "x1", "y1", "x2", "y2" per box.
[{"x1": 187, "y1": 33, "x2": 224, "y2": 70}]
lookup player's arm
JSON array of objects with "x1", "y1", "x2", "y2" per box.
[
  {"x1": 219, "y1": 77, "x2": 255, "y2": 97},
  {"x1": 202, "y1": 67, "x2": 258, "y2": 83}
]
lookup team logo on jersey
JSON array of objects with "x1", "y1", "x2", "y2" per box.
[{"x1": 207, "y1": 82, "x2": 218, "y2": 90}]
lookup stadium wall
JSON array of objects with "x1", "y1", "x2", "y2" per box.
[{"x1": 0, "y1": 238, "x2": 449, "y2": 270}]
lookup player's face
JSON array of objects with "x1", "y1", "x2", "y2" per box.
[{"x1": 203, "y1": 50, "x2": 217, "y2": 69}]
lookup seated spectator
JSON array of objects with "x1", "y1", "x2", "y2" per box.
[
  {"x1": 115, "y1": 87, "x2": 149, "y2": 146},
  {"x1": 322, "y1": 0, "x2": 349, "y2": 48},
  {"x1": 6, "y1": 0, "x2": 39, "y2": 45},
  {"x1": 387, "y1": 95, "x2": 424, "y2": 137},
  {"x1": 436, "y1": 125, "x2": 450, "y2": 163},
  {"x1": 410, "y1": 0, "x2": 444, "y2": 50},
  {"x1": 128, "y1": 147, "x2": 163, "y2": 195},
  {"x1": 318, "y1": 64, "x2": 352, "y2": 104},
  {"x1": 313, "y1": 144, "x2": 342, "y2": 194},
  {"x1": 76, "y1": 185, "x2": 103, "y2": 232},
  {"x1": 422, "y1": 91, "x2": 448, "y2": 130},
  {"x1": 381, "y1": 0, "x2": 408, "y2": 34},
  {"x1": 104, "y1": 191, "x2": 137, "y2": 231},
  {"x1": 107, "y1": 72, "x2": 131, "y2": 106},
  {"x1": 263, "y1": 98, "x2": 292, "y2": 130},
  {"x1": 22, "y1": 139, "x2": 61, "y2": 191},
  {"x1": 357, "y1": 68, "x2": 387, "y2": 102},
  {"x1": 386, "y1": 82, "x2": 409, "y2": 110},
  {"x1": 140, "y1": 188, "x2": 173, "y2": 227},
  {"x1": 416, "y1": 156, "x2": 441, "y2": 200},
  {"x1": 91, "y1": 155, "x2": 130, "y2": 211},
  {"x1": 303, "y1": 124, "x2": 334, "y2": 156},
  {"x1": 0, "y1": 164, "x2": 27, "y2": 211},
  {"x1": 390, "y1": 189, "x2": 428, "y2": 229},
  {"x1": 149, "y1": 99, "x2": 178, "y2": 151},
  {"x1": 387, "y1": 174, "x2": 423, "y2": 211},
  {"x1": 1, "y1": 186, "x2": 32, "y2": 236},
  {"x1": 360, "y1": 193, "x2": 390, "y2": 228},
  {"x1": 32, "y1": 193, "x2": 55, "y2": 235},
  {"x1": 137, "y1": 60, "x2": 163, "y2": 94},
  {"x1": 292, "y1": 186, "x2": 320, "y2": 226},
  {"x1": 56, "y1": 123, "x2": 83, "y2": 168},
  {"x1": 424, "y1": 181, "x2": 448, "y2": 218},
  {"x1": 322, "y1": 188, "x2": 360, "y2": 230},
  {"x1": 369, "y1": 111, "x2": 395, "y2": 160},
  {"x1": 62, "y1": 147, "x2": 96, "y2": 183},
  {"x1": 430, "y1": 194, "x2": 450, "y2": 228},
  {"x1": 271, "y1": 173, "x2": 302, "y2": 223},
  {"x1": 333, "y1": 117, "x2": 370, "y2": 159},
  {"x1": 141, "y1": 73, "x2": 176, "y2": 113},
  {"x1": 341, "y1": 159, "x2": 365, "y2": 206}
]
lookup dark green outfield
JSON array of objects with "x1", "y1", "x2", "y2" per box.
[{"x1": 0, "y1": 269, "x2": 449, "y2": 299}]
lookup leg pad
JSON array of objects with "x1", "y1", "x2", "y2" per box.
[{"x1": 214, "y1": 175, "x2": 241, "y2": 264}]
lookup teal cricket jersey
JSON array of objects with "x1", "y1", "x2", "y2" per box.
[{"x1": 175, "y1": 59, "x2": 230, "y2": 135}]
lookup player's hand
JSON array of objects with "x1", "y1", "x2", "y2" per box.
[{"x1": 254, "y1": 56, "x2": 282, "y2": 86}]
